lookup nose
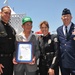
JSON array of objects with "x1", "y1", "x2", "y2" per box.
[{"x1": 64, "y1": 16, "x2": 68, "y2": 19}]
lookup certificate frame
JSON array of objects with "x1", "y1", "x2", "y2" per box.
[{"x1": 16, "y1": 41, "x2": 32, "y2": 63}]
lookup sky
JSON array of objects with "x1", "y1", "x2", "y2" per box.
[{"x1": 0, "y1": 0, "x2": 75, "y2": 34}]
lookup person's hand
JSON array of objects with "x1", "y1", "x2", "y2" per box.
[
  {"x1": 0, "y1": 64, "x2": 4, "y2": 74},
  {"x1": 13, "y1": 58, "x2": 18, "y2": 64},
  {"x1": 48, "y1": 68, "x2": 55, "y2": 75},
  {"x1": 29, "y1": 56, "x2": 36, "y2": 65}
]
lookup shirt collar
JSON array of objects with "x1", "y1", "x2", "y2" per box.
[
  {"x1": 67, "y1": 22, "x2": 72, "y2": 29},
  {"x1": 1, "y1": 20, "x2": 9, "y2": 26},
  {"x1": 63, "y1": 22, "x2": 72, "y2": 31},
  {"x1": 19, "y1": 31, "x2": 33, "y2": 42},
  {"x1": 63, "y1": 22, "x2": 72, "y2": 35}
]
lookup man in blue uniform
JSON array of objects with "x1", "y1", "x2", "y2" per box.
[{"x1": 57, "y1": 8, "x2": 75, "y2": 75}]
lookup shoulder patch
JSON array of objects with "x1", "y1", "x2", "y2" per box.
[{"x1": 54, "y1": 38, "x2": 58, "y2": 42}]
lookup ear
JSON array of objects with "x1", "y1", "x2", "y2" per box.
[
  {"x1": 31, "y1": 25, "x2": 32, "y2": 28},
  {"x1": 22, "y1": 25, "x2": 24, "y2": 28},
  {"x1": 71, "y1": 16, "x2": 72, "y2": 19},
  {"x1": 0, "y1": 11, "x2": 2, "y2": 15}
]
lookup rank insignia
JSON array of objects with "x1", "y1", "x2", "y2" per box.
[
  {"x1": 48, "y1": 39, "x2": 51, "y2": 44},
  {"x1": 54, "y1": 38, "x2": 58, "y2": 42}
]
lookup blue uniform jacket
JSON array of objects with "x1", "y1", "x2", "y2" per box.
[{"x1": 57, "y1": 22, "x2": 75, "y2": 69}]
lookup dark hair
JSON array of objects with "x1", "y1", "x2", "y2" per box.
[
  {"x1": 1, "y1": 6, "x2": 10, "y2": 11},
  {"x1": 40, "y1": 21, "x2": 49, "y2": 28}
]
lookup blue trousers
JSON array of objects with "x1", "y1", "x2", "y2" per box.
[{"x1": 61, "y1": 67, "x2": 75, "y2": 75}]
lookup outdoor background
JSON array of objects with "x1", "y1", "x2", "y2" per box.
[{"x1": 0, "y1": 0, "x2": 75, "y2": 34}]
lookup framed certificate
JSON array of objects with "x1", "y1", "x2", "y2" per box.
[{"x1": 16, "y1": 42, "x2": 32, "y2": 63}]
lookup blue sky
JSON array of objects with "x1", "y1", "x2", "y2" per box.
[{"x1": 0, "y1": 0, "x2": 75, "y2": 34}]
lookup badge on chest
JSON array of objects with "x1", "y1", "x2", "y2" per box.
[{"x1": 48, "y1": 39, "x2": 51, "y2": 44}]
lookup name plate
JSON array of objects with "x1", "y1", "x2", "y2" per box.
[{"x1": 16, "y1": 42, "x2": 32, "y2": 63}]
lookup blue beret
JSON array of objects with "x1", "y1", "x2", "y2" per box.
[{"x1": 62, "y1": 8, "x2": 71, "y2": 15}]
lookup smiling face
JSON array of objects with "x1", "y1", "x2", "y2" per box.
[
  {"x1": 40, "y1": 21, "x2": 49, "y2": 36},
  {"x1": 1, "y1": 6, "x2": 11, "y2": 23},
  {"x1": 61, "y1": 14, "x2": 72, "y2": 26},
  {"x1": 22, "y1": 21, "x2": 32, "y2": 33}
]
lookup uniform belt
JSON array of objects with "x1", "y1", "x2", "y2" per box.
[
  {"x1": 46, "y1": 52, "x2": 54, "y2": 55},
  {"x1": 0, "y1": 54, "x2": 12, "y2": 57}
]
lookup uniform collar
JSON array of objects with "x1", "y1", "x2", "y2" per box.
[
  {"x1": 63, "y1": 22, "x2": 72, "y2": 35},
  {"x1": 43, "y1": 33, "x2": 50, "y2": 37},
  {"x1": 1, "y1": 20, "x2": 9, "y2": 26}
]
